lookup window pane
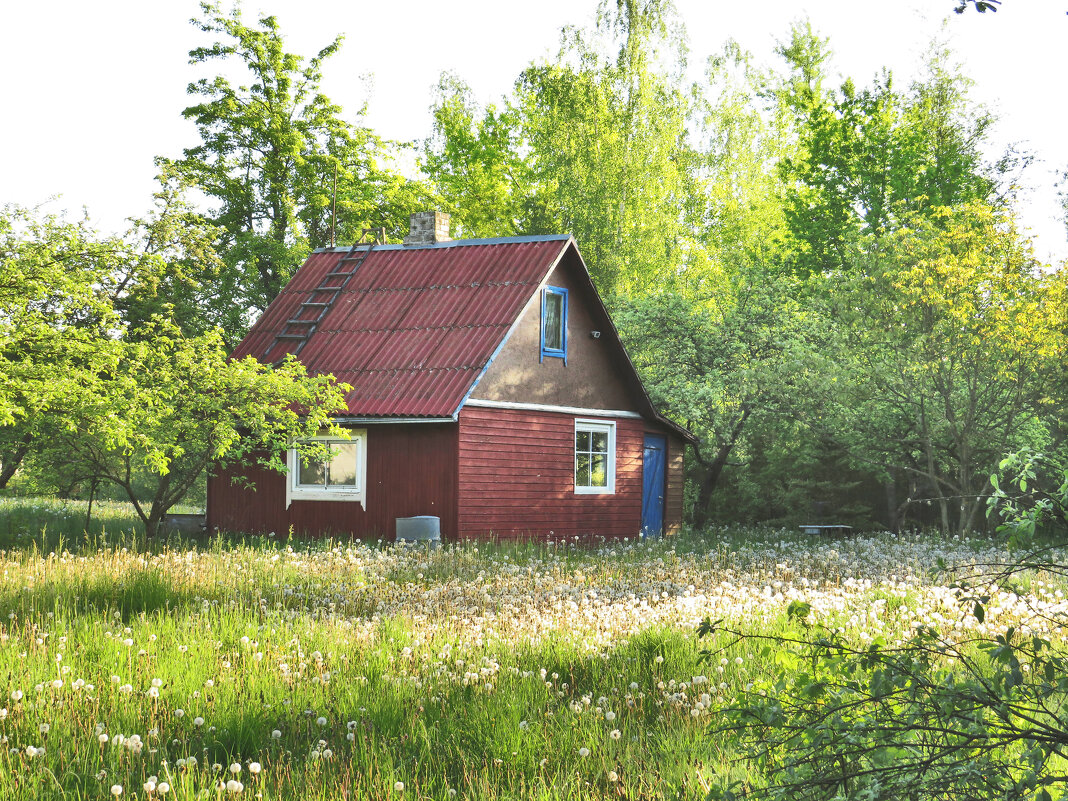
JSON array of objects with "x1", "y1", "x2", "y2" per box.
[
  {"x1": 298, "y1": 456, "x2": 326, "y2": 486},
  {"x1": 591, "y1": 431, "x2": 608, "y2": 454},
  {"x1": 576, "y1": 453, "x2": 591, "y2": 487},
  {"x1": 327, "y1": 443, "x2": 358, "y2": 486},
  {"x1": 544, "y1": 292, "x2": 563, "y2": 351},
  {"x1": 576, "y1": 430, "x2": 590, "y2": 453},
  {"x1": 591, "y1": 453, "x2": 608, "y2": 487}
]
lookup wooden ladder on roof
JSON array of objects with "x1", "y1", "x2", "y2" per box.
[{"x1": 263, "y1": 227, "x2": 386, "y2": 363}]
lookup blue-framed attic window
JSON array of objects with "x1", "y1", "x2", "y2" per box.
[{"x1": 540, "y1": 286, "x2": 568, "y2": 363}]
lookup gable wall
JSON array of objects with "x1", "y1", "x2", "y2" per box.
[{"x1": 468, "y1": 249, "x2": 636, "y2": 411}]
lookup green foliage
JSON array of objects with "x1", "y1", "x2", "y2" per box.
[
  {"x1": 0, "y1": 200, "x2": 351, "y2": 537},
  {"x1": 423, "y1": 73, "x2": 533, "y2": 239},
  {"x1": 707, "y1": 470, "x2": 1068, "y2": 801},
  {"x1": 424, "y1": 0, "x2": 707, "y2": 297},
  {"x1": 777, "y1": 32, "x2": 998, "y2": 278},
  {"x1": 45, "y1": 319, "x2": 349, "y2": 537},
  {"x1": 827, "y1": 204, "x2": 1061, "y2": 534}
]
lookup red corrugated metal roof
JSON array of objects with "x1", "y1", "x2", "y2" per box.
[{"x1": 232, "y1": 237, "x2": 571, "y2": 418}]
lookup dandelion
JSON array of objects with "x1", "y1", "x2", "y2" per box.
[
  {"x1": 10, "y1": 690, "x2": 22, "y2": 702},
  {"x1": 394, "y1": 781, "x2": 405, "y2": 792},
  {"x1": 608, "y1": 770, "x2": 619, "y2": 782},
  {"x1": 248, "y1": 762, "x2": 261, "y2": 774},
  {"x1": 157, "y1": 782, "x2": 170, "y2": 794},
  {"x1": 225, "y1": 779, "x2": 244, "y2": 793},
  {"x1": 193, "y1": 717, "x2": 204, "y2": 727},
  {"x1": 578, "y1": 747, "x2": 590, "y2": 757},
  {"x1": 110, "y1": 785, "x2": 123, "y2": 797},
  {"x1": 271, "y1": 730, "x2": 282, "y2": 740},
  {"x1": 316, "y1": 716, "x2": 327, "y2": 727},
  {"x1": 604, "y1": 711, "x2": 615, "y2": 722},
  {"x1": 39, "y1": 723, "x2": 50, "y2": 734},
  {"x1": 610, "y1": 729, "x2": 621, "y2": 740},
  {"x1": 230, "y1": 763, "x2": 241, "y2": 775}
]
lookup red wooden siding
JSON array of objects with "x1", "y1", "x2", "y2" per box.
[
  {"x1": 665, "y1": 433, "x2": 685, "y2": 534},
  {"x1": 457, "y1": 406, "x2": 647, "y2": 540},
  {"x1": 207, "y1": 423, "x2": 458, "y2": 539}
]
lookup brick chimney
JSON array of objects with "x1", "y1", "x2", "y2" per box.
[{"x1": 403, "y1": 211, "x2": 452, "y2": 246}]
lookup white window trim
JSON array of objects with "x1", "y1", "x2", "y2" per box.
[
  {"x1": 574, "y1": 418, "x2": 616, "y2": 495},
  {"x1": 285, "y1": 430, "x2": 367, "y2": 510}
]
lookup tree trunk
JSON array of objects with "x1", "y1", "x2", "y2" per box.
[
  {"x1": 145, "y1": 510, "x2": 163, "y2": 540},
  {"x1": 884, "y1": 474, "x2": 899, "y2": 533},
  {"x1": 691, "y1": 407, "x2": 753, "y2": 531},
  {"x1": 85, "y1": 477, "x2": 99, "y2": 533},
  {"x1": 0, "y1": 436, "x2": 32, "y2": 489}
]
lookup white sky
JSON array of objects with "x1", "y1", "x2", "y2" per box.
[{"x1": 2, "y1": 0, "x2": 1066, "y2": 262}]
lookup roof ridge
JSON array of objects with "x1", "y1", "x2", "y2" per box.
[{"x1": 311, "y1": 234, "x2": 571, "y2": 253}]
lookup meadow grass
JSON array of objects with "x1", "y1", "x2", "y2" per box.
[{"x1": 0, "y1": 499, "x2": 1064, "y2": 799}]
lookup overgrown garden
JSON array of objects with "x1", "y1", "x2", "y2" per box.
[{"x1": 2, "y1": 1, "x2": 1068, "y2": 798}]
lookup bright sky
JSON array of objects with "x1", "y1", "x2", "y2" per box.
[{"x1": 2, "y1": 0, "x2": 1066, "y2": 262}]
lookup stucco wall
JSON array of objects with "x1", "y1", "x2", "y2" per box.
[{"x1": 469, "y1": 249, "x2": 636, "y2": 411}]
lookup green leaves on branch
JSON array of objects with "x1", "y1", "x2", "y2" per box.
[
  {"x1": 0, "y1": 202, "x2": 350, "y2": 536},
  {"x1": 424, "y1": 0, "x2": 706, "y2": 297},
  {"x1": 48, "y1": 318, "x2": 349, "y2": 536}
]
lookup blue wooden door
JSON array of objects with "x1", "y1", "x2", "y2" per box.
[{"x1": 641, "y1": 434, "x2": 667, "y2": 539}]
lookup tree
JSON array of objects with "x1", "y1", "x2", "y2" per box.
[
  {"x1": 422, "y1": 74, "x2": 533, "y2": 239},
  {"x1": 166, "y1": 2, "x2": 432, "y2": 343},
  {"x1": 44, "y1": 321, "x2": 349, "y2": 538},
  {"x1": 613, "y1": 42, "x2": 830, "y2": 528},
  {"x1": 424, "y1": 0, "x2": 707, "y2": 298},
  {"x1": 828, "y1": 204, "x2": 1061, "y2": 535},
  {"x1": 0, "y1": 202, "x2": 351, "y2": 533},
  {"x1": 775, "y1": 28, "x2": 998, "y2": 278},
  {"x1": 618, "y1": 276, "x2": 818, "y2": 528},
  {"x1": 0, "y1": 205, "x2": 125, "y2": 489}
]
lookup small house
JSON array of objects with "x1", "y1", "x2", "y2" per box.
[{"x1": 207, "y1": 212, "x2": 692, "y2": 541}]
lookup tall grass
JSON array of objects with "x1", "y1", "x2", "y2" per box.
[{"x1": 0, "y1": 498, "x2": 1063, "y2": 799}]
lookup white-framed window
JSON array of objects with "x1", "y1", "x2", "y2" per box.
[
  {"x1": 574, "y1": 419, "x2": 615, "y2": 494},
  {"x1": 286, "y1": 430, "x2": 367, "y2": 509}
]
